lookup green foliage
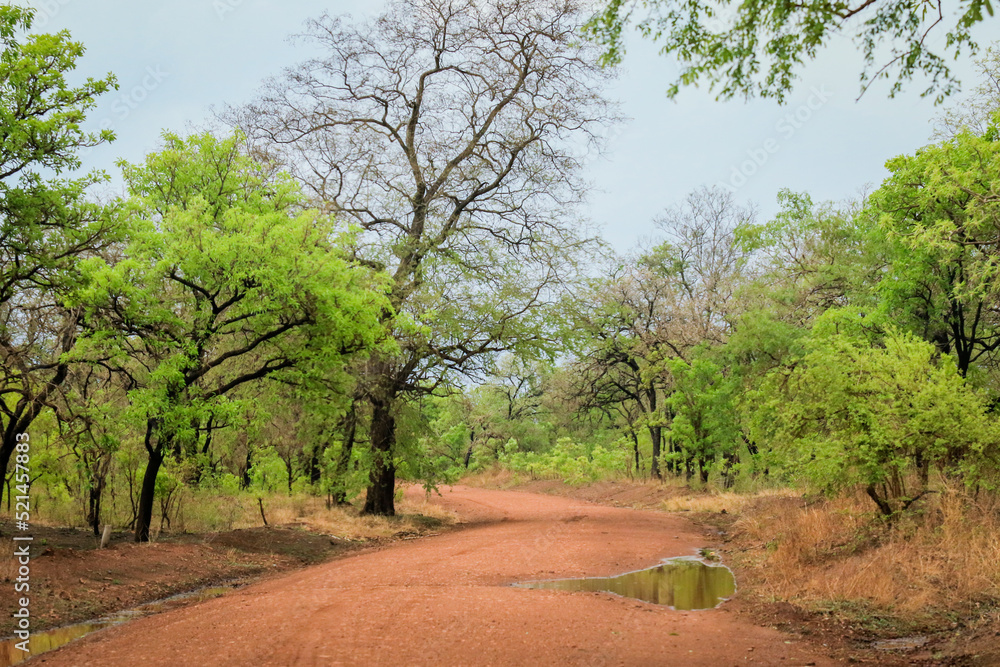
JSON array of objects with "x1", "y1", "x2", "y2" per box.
[
  {"x1": 12, "y1": 1, "x2": 1000, "y2": 537},
  {"x1": 499, "y1": 437, "x2": 630, "y2": 484},
  {"x1": 0, "y1": 3, "x2": 118, "y2": 508},
  {"x1": 750, "y1": 311, "x2": 998, "y2": 515},
  {"x1": 73, "y1": 131, "x2": 388, "y2": 443},
  {"x1": 584, "y1": 0, "x2": 986, "y2": 102},
  {"x1": 249, "y1": 447, "x2": 288, "y2": 494},
  {"x1": 867, "y1": 119, "x2": 1000, "y2": 377},
  {"x1": 66, "y1": 131, "x2": 390, "y2": 539},
  {"x1": 0, "y1": 1, "x2": 118, "y2": 304},
  {"x1": 666, "y1": 350, "x2": 740, "y2": 476}
]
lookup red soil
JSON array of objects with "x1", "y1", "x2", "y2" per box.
[{"x1": 35, "y1": 485, "x2": 838, "y2": 666}]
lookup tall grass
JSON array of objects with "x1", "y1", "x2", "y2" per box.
[
  {"x1": 732, "y1": 485, "x2": 1000, "y2": 623},
  {"x1": 16, "y1": 485, "x2": 456, "y2": 543}
]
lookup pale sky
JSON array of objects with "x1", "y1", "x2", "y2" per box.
[{"x1": 25, "y1": 0, "x2": 999, "y2": 250}]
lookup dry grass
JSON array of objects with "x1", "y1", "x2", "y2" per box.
[
  {"x1": 0, "y1": 536, "x2": 16, "y2": 583},
  {"x1": 661, "y1": 488, "x2": 799, "y2": 513},
  {"x1": 13, "y1": 482, "x2": 458, "y2": 544},
  {"x1": 268, "y1": 494, "x2": 457, "y2": 542},
  {"x1": 461, "y1": 468, "x2": 520, "y2": 489},
  {"x1": 731, "y1": 486, "x2": 1000, "y2": 623},
  {"x1": 160, "y1": 488, "x2": 457, "y2": 542}
]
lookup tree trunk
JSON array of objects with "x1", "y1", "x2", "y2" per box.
[
  {"x1": 721, "y1": 451, "x2": 738, "y2": 489},
  {"x1": 915, "y1": 450, "x2": 929, "y2": 491},
  {"x1": 0, "y1": 441, "x2": 11, "y2": 512},
  {"x1": 88, "y1": 481, "x2": 104, "y2": 537},
  {"x1": 240, "y1": 449, "x2": 252, "y2": 490},
  {"x1": 648, "y1": 424, "x2": 662, "y2": 480},
  {"x1": 865, "y1": 484, "x2": 894, "y2": 518},
  {"x1": 0, "y1": 328, "x2": 74, "y2": 513},
  {"x1": 333, "y1": 405, "x2": 358, "y2": 505},
  {"x1": 194, "y1": 414, "x2": 216, "y2": 484},
  {"x1": 308, "y1": 446, "x2": 322, "y2": 486},
  {"x1": 463, "y1": 429, "x2": 475, "y2": 469},
  {"x1": 134, "y1": 445, "x2": 165, "y2": 542},
  {"x1": 362, "y1": 400, "x2": 396, "y2": 516}
]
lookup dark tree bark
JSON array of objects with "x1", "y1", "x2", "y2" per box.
[
  {"x1": 0, "y1": 317, "x2": 75, "y2": 511},
  {"x1": 192, "y1": 414, "x2": 217, "y2": 484},
  {"x1": 0, "y1": 446, "x2": 11, "y2": 514},
  {"x1": 333, "y1": 403, "x2": 358, "y2": 505},
  {"x1": 721, "y1": 451, "x2": 738, "y2": 489},
  {"x1": 87, "y1": 478, "x2": 105, "y2": 537},
  {"x1": 647, "y1": 386, "x2": 662, "y2": 480},
  {"x1": 284, "y1": 456, "x2": 294, "y2": 495},
  {"x1": 241, "y1": 449, "x2": 252, "y2": 490},
  {"x1": 865, "y1": 484, "x2": 894, "y2": 518},
  {"x1": 362, "y1": 400, "x2": 396, "y2": 516},
  {"x1": 648, "y1": 424, "x2": 662, "y2": 480},
  {"x1": 629, "y1": 430, "x2": 641, "y2": 474},
  {"x1": 463, "y1": 429, "x2": 475, "y2": 469},
  {"x1": 134, "y1": 423, "x2": 166, "y2": 542}
]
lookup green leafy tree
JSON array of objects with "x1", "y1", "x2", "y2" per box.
[
  {"x1": 73, "y1": 132, "x2": 387, "y2": 541},
  {"x1": 750, "y1": 311, "x2": 997, "y2": 517},
  {"x1": 584, "y1": 0, "x2": 989, "y2": 102},
  {"x1": 0, "y1": 5, "x2": 116, "y2": 511},
  {"x1": 572, "y1": 188, "x2": 751, "y2": 480},
  {"x1": 867, "y1": 120, "x2": 1000, "y2": 379},
  {"x1": 571, "y1": 260, "x2": 682, "y2": 479},
  {"x1": 666, "y1": 351, "x2": 741, "y2": 485},
  {"x1": 735, "y1": 190, "x2": 881, "y2": 321}
]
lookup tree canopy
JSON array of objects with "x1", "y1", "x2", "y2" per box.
[
  {"x1": 73, "y1": 132, "x2": 388, "y2": 540},
  {"x1": 584, "y1": 0, "x2": 992, "y2": 102},
  {"x1": 0, "y1": 4, "x2": 116, "y2": 509}
]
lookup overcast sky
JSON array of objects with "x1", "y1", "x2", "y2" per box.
[{"x1": 24, "y1": 0, "x2": 999, "y2": 250}]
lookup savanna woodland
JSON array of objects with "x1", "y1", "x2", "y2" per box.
[{"x1": 3, "y1": 0, "x2": 1000, "y2": 664}]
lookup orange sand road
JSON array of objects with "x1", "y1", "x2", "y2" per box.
[{"x1": 36, "y1": 486, "x2": 837, "y2": 666}]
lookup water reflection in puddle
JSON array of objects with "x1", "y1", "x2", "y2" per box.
[
  {"x1": 0, "y1": 587, "x2": 233, "y2": 667},
  {"x1": 515, "y1": 556, "x2": 736, "y2": 610}
]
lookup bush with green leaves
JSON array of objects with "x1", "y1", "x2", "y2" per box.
[
  {"x1": 499, "y1": 437, "x2": 630, "y2": 484},
  {"x1": 666, "y1": 352, "x2": 742, "y2": 484},
  {"x1": 750, "y1": 310, "x2": 999, "y2": 516}
]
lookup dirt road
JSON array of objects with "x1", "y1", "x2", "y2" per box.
[{"x1": 35, "y1": 486, "x2": 836, "y2": 666}]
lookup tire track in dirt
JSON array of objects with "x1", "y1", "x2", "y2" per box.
[{"x1": 34, "y1": 485, "x2": 837, "y2": 666}]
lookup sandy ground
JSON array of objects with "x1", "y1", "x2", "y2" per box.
[
  {"x1": 33, "y1": 485, "x2": 839, "y2": 666},
  {"x1": 0, "y1": 525, "x2": 359, "y2": 639}
]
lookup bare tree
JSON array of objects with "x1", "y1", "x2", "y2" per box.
[
  {"x1": 571, "y1": 188, "x2": 754, "y2": 479},
  {"x1": 571, "y1": 261, "x2": 685, "y2": 479},
  {"x1": 934, "y1": 44, "x2": 1000, "y2": 139},
  {"x1": 650, "y1": 187, "x2": 756, "y2": 344},
  {"x1": 231, "y1": 0, "x2": 617, "y2": 514}
]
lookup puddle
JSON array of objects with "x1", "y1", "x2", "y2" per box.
[
  {"x1": 0, "y1": 586, "x2": 233, "y2": 666},
  {"x1": 514, "y1": 556, "x2": 736, "y2": 610}
]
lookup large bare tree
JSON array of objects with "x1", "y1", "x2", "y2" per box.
[{"x1": 231, "y1": 0, "x2": 617, "y2": 514}]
